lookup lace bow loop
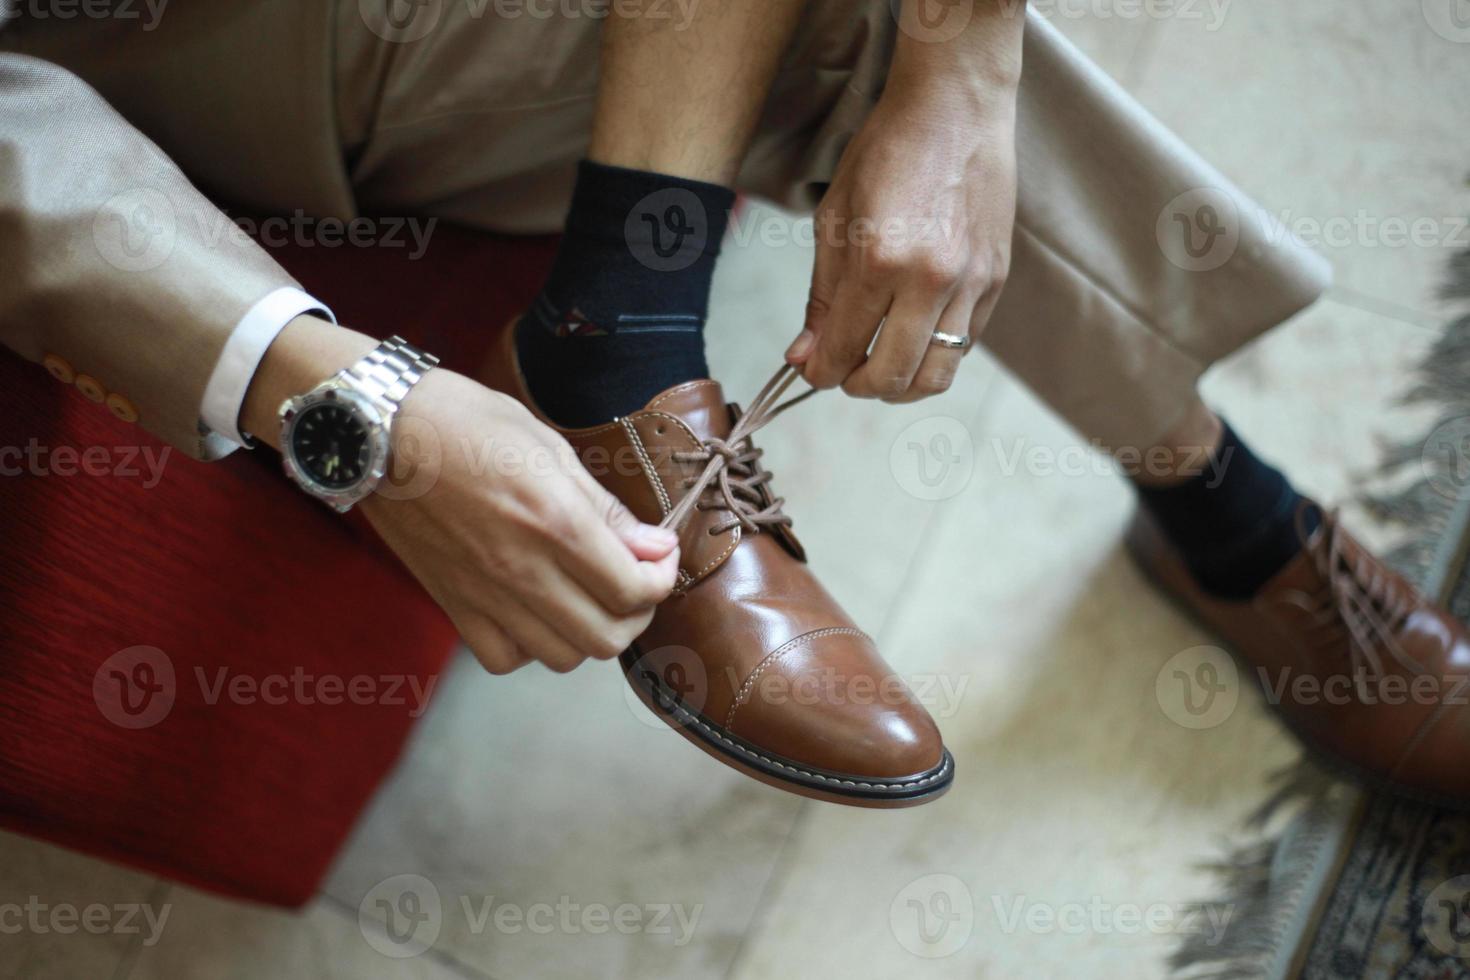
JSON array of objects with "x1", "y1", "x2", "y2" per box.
[
  {"x1": 660, "y1": 365, "x2": 816, "y2": 535},
  {"x1": 1295, "y1": 506, "x2": 1423, "y2": 679}
]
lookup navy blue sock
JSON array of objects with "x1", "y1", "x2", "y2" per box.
[
  {"x1": 1137, "y1": 420, "x2": 1321, "y2": 599},
  {"x1": 515, "y1": 160, "x2": 735, "y2": 427}
]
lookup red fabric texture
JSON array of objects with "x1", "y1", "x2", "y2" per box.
[{"x1": 0, "y1": 225, "x2": 559, "y2": 906}]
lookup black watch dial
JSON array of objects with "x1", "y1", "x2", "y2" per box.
[{"x1": 289, "y1": 401, "x2": 372, "y2": 490}]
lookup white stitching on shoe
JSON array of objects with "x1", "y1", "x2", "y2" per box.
[
  {"x1": 724, "y1": 627, "x2": 871, "y2": 730},
  {"x1": 646, "y1": 379, "x2": 723, "y2": 412},
  {"x1": 626, "y1": 411, "x2": 741, "y2": 590},
  {"x1": 622, "y1": 417, "x2": 671, "y2": 516},
  {"x1": 640, "y1": 661, "x2": 952, "y2": 791}
]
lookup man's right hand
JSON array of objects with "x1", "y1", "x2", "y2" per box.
[{"x1": 243, "y1": 317, "x2": 680, "y2": 676}]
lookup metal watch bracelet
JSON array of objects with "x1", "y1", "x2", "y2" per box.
[{"x1": 340, "y1": 335, "x2": 441, "y2": 415}]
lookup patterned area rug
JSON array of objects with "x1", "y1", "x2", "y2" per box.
[
  {"x1": 1172, "y1": 244, "x2": 1470, "y2": 980},
  {"x1": 1299, "y1": 795, "x2": 1470, "y2": 978}
]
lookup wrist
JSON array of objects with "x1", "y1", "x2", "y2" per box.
[
  {"x1": 240, "y1": 315, "x2": 378, "y2": 452},
  {"x1": 889, "y1": 1, "x2": 1025, "y2": 110}
]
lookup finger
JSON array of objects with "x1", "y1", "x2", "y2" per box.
[
  {"x1": 522, "y1": 559, "x2": 655, "y2": 661},
  {"x1": 842, "y1": 286, "x2": 949, "y2": 400},
  {"x1": 572, "y1": 467, "x2": 679, "y2": 562},
  {"x1": 494, "y1": 592, "x2": 590, "y2": 674},
  {"x1": 787, "y1": 207, "x2": 844, "y2": 366},
  {"x1": 555, "y1": 476, "x2": 680, "y2": 615},
  {"x1": 884, "y1": 291, "x2": 977, "y2": 404},
  {"x1": 802, "y1": 275, "x2": 892, "y2": 389},
  {"x1": 457, "y1": 612, "x2": 532, "y2": 675},
  {"x1": 966, "y1": 270, "x2": 1006, "y2": 342}
]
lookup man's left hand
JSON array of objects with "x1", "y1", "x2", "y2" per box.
[{"x1": 787, "y1": 76, "x2": 1019, "y2": 403}]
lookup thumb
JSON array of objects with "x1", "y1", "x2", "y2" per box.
[{"x1": 580, "y1": 470, "x2": 680, "y2": 562}]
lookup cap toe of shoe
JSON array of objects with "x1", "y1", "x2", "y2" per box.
[{"x1": 723, "y1": 627, "x2": 948, "y2": 782}]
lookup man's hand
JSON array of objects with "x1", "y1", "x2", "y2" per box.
[
  {"x1": 786, "y1": 1, "x2": 1024, "y2": 403},
  {"x1": 244, "y1": 317, "x2": 680, "y2": 676}
]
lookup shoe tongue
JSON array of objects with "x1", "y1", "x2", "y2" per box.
[{"x1": 638, "y1": 380, "x2": 731, "y2": 439}]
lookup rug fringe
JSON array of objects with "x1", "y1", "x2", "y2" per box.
[
  {"x1": 1171, "y1": 226, "x2": 1470, "y2": 980},
  {"x1": 1168, "y1": 764, "x2": 1342, "y2": 979}
]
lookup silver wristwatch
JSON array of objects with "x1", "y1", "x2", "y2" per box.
[{"x1": 278, "y1": 335, "x2": 440, "y2": 512}]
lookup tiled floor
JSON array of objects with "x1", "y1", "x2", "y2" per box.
[{"x1": 4, "y1": 2, "x2": 1467, "y2": 978}]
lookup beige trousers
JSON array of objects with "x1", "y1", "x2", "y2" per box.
[{"x1": 2, "y1": 0, "x2": 1330, "y2": 456}]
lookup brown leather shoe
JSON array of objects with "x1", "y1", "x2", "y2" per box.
[
  {"x1": 484, "y1": 326, "x2": 954, "y2": 807},
  {"x1": 1127, "y1": 502, "x2": 1470, "y2": 807}
]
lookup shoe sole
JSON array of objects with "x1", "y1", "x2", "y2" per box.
[
  {"x1": 621, "y1": 647, "x2": 955, "y2": 809},
  {"x1": 1126, "y1": 523, "x2": 1470, "y2": 813}
]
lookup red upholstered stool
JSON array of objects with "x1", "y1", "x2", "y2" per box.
[{"x1": 0, "y1": 225, "x2": 558, "y2": 906}]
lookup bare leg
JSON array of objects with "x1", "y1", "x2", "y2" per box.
[
  {"x1": 500, "y1": 0, "x2": 811, "y2": 427},
  {"x1": 588, "y1": 2, "x2": 807, "y2": 184},
  {"x1": 1126, "y1": 395, "x2": 1225, "y2": 488}
]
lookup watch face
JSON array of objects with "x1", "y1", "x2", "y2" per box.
[{"x1": 288, "y1": 401, "x2": 373, "y2": 491}]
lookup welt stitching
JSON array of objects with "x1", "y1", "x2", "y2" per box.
[{"x1": 640, "y1": 662, "x2": 951, "y2": 792}]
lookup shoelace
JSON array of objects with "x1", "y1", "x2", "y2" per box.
[
  {"x1": 660, "y1": 365, "x2": 816, "y2": 535},
  {"x1": 1281, "y1": 506, "x2": 1423, "y2": 680}
]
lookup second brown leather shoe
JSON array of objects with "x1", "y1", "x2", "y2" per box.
[
  {"x1": 485, "y1": 326, "x2": 953, "y2": 807},
  {"x1": 1128, "y1": 502, "x2": 1470, "y2": 808}
]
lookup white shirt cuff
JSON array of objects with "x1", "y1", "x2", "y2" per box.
[{"x1": 199, "y1": 286, "x2": 336, "y2": 452}]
